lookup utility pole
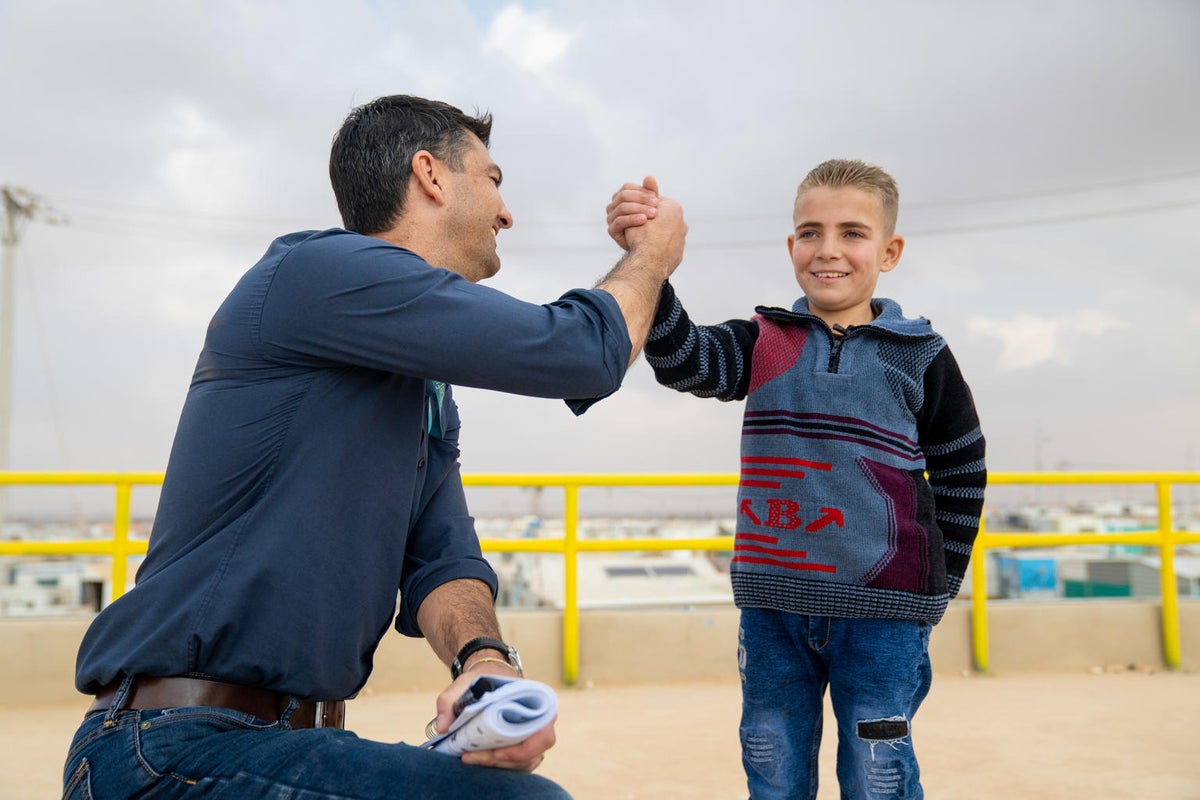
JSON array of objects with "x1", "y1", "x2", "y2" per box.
[{"x1": 0, "y1": 186, "x2": 61, "y2": 529}]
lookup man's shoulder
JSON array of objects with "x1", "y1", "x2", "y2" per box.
[
  {"x1": 262, "y1": 228, "x2": 432, "y2": 277},
  {"x1": 276, "y1": 228, "x2": 410, "y2": 257}
]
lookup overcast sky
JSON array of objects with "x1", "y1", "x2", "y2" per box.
[{"x1": 1, "y1": 0, "x2": 1198, "y2": 517}]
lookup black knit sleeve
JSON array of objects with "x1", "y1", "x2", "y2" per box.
[
  {"x1": 916, "y1": 345, "x2": 987, "y2": 598},
  {"x1": 643, "y1": 281, "x2": 759, "y2": 402}
]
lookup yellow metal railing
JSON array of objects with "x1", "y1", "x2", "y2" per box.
[
  {"x1": 0, "y1": 472, "x2": 162, "y2": 602},
  {"x1": 969, "y1": 472, "x2": 1200, "y2": 671},
  {"x1": 2, "y1": 471, "x2": 1198, "y2": 682},
  {"x1": 466, "y1": 473, "x2": 738, "y2": 684}
]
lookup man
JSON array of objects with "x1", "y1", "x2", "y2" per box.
[{"x1": 63, "y1": 94, "x2": 686, "y2": 799}]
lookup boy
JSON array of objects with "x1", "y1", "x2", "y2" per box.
[{"x1": 607, "y1": 161, "x2": 986, "y2": 799}]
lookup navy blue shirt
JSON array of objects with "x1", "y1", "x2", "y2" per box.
[{"x1": 76, "y1": 229, "x2": 631, "y2": 700}]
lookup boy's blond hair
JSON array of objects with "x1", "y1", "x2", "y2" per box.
[{"x1": 796, "y1": 159, "x2": 900, "y2": 236}]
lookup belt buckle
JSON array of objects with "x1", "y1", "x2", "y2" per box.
[{"x1": 314, "y1": 700, "x2": 345, "y2": 729}]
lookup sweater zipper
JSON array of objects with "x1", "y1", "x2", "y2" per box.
[
  {"x1": 828, "y1": 324, "x2": 851, "y2": 373},
  {"x1": 825, "y1": 321, "x2": 919, "y2": 373}
]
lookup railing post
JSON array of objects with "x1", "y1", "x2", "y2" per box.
[
  {"x1": 1157, "y1": 480, "x2": 1181, "y2": 669},
  {"x1": 111, "y1": 481, "x2": 133, "y2": 601},
  {"x1": 562, "y1": 483, "x2": 580, "y2": 685},
  {"x1": 970, "y1": 521, "x2": 990, "y2": 673}
]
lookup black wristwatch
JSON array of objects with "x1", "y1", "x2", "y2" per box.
[{"x1": 450, "y1": 636, "x2": 524, "y2": 679}]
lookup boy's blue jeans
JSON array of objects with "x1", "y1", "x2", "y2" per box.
[
  {"x1": 63, "y1": 693, "x2": 571, "y2": 799},
  {"x1": 738, "y1": 608, "x2": 932, "y2": 800}
]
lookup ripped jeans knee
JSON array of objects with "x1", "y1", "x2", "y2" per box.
[
  {"x1": 853, "y1": 715, "x2": 915, "y2": 797},
  {"x1": 740, "y1": 724, "x2": 783, "y2": 781}
]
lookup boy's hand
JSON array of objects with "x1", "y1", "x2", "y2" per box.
[{"x1": 607, "y1": 175, "x2": 661, "y2": 250}]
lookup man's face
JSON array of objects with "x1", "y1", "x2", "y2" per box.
[
  {"x1": 440, "y1": 135, "x2": 513, "y2": 283},
  {"x1": 787, "y1": 185, "x2": 902, "y2": 329}
]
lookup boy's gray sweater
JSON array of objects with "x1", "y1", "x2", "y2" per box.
[{"x1": 646, "y1": 281, "x2": 987, "y2": 624}]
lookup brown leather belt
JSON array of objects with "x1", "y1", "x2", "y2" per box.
[{"x1": 87, "y1": 676, "x2": 345, "y2": 730}]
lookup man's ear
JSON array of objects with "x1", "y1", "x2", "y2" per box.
[
  {"x1": 880, "y1": 234, "x2": 904, "y2": 273},
  {"x1": 411, "y1": 150, "x2": 446, "y2": 206}
]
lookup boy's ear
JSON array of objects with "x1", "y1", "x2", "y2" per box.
[
  {"x1": 880, "y1": 234, "x2": 904, "y2": 273},
  {"x1": 410, "y1": 150, "x2": 447, "y2": 206}
]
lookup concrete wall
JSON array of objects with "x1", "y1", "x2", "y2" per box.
[{"x1": 3, "y1": 600, "x2": 1198, "y2": 707}]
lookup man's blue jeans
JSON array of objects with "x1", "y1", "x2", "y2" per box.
[
  {"x1": 738, "y1": 608, "x2": 933, "y2": 799},
  {"x1": 63, "y1": 692, "x2": 571, "y2": 799}
]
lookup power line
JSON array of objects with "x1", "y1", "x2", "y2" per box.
[
  {"x1": 50, "y1": 194, "x2": 310, "y2": 228},
  {"x1": 42, "y1": 192, "x2": 1200, "y2": 257},
  {"x1": 641, "y1": 167, "x2": 1200, "y2": 225},
  {"x1": 47, "y1": 167, "x2": 1200, "y2": 232},
  {"x1": 497, "y1": 195, "x2": 1200, "y2": 253},
  {"x1": 904, "y1": 197, "x2": 1200, "y2": 237},
  {"x1": 29, "y1": 173, "x2": 1200, "y2": 258},
  {"x1": 903, "y1": 166, "x2": 1200, "y2": 210}
]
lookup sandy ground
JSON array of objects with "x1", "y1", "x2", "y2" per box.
[{"x1": 2, "y1": 670, "x2": 1197, "y2": 799}]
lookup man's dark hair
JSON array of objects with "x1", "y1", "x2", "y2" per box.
[{"x1": 329, "y1": 95, "x2": 493, "y2": 234}]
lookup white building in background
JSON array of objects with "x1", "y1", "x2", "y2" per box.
[{"x1": 0, "y1": 559, "x2": 106, "y2": 615}]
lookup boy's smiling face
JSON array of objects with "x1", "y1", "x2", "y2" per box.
[{"x1": 788, "y1": 185, "x2": 904, "y2": 330}]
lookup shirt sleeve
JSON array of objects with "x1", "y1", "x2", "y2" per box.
[
  {"x1": 258, "y1": 232, "x2": 632, "y2": 405},
  {"x1": 917, "y1": 346, "x2": 988, "y2": 599},
  {"x1": 643, "y1": 280, "x2": 759, "y2": 402},
  {"x1": 394, "y1": 389, "x2": 498, "y2": 638}
]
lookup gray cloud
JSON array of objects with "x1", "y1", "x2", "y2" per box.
[{"x1": 1, "y1": 0, "x2": 1198, "y2": 516}]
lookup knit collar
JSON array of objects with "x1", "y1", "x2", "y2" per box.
[{"x1": 755, "y1": 297, "x2": 935, "y2": 339}]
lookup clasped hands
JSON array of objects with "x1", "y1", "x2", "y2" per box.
[{"x1": 606, "y1": 175, "x2": 687, "y2": 266}]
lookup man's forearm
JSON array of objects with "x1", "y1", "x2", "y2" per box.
[
  {"x1": 595, "y1": 252, "x2": 670, "y2": 366},
  {"x1": 416, "y1": 578, "x2": 503, "y2": 666},
  {"x1": 596, "y1": 194, "x2": 687, "y2": 365}
]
